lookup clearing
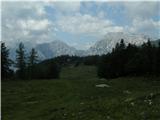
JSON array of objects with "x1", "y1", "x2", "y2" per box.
[{"x1": 2, "y1": 65, "x2": 160, "y2": 120}]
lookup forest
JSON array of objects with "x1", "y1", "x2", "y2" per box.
[{"x1": 1, "y1": 39, "x2": 160, "y2": 80}]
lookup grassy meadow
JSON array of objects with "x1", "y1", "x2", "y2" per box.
[{"x1": 2, "y1": 65, "x2": 160, "y2": 120}]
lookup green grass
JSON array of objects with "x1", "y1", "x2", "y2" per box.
[{"x1": 2, "y1": 65, "x2": 160, "y2": 120}]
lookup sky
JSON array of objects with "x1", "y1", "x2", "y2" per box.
[{"x1": 1, "y1": 1, "x2": 160, "y2": 50}]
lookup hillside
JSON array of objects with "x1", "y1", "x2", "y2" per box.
[{"x1": 2, "y1": 65, "x2": 160, "y2": 120}]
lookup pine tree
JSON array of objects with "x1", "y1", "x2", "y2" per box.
[
  {"x1": 1, "y1": 42, "x2": 13, "y2": 79},
  {"x1": 114, "y1": 39, "x2": 126, "y2": 52},
  {"x1": 15, "y1": 42, "x2": 26, "y2": 79},
  {"x1": 119, "y1": 39, "x2": 126, "y2": 50},
  {"x1": 157, "y1": 42, "x2": 160, "y2": 74},
  {"x1": 28, "y1": 48, "x2": 38, "y2": 67},
  {"x1": 28, "y1": 48, "x2": 38, "y2": 79}
]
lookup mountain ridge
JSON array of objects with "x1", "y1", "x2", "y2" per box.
[
  {"x1": 8, "y1": 33, "x2": 159, "y2": 60},
  {"x1": 86, "y1": 32, "x2": 150, "y2": 55}
]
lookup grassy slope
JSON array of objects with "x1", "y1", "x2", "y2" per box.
[{"x1": 2, "y1": 65, "x2": 160, "y2": 120}]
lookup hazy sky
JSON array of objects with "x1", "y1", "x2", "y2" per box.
[{"x1": 2, "y1": 1, "x2": 160, "y2": 50}]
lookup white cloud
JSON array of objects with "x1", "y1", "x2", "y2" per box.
[
  {"x1": 1, "y1": 2, "x2": 56, "y2": 46},
  {"x1": 132, "y1": 19, "x2": 160, "y2": 31},
  {"x1": 52, "y1": 2, "x2": 81, "y2": 13},
  {"x1": 2, "y1": 2, "x2": 47, "y2": 19},
  {"x1": 123, "y1": 2, "x2": 160, "y2": 19},
  {"x1": 57, "y1": 14, "x2": 124, "y2": 36},
  {"x1": 2, "y1": 18, "x2": 55, "y2": 46},
  {"x1": 126, "y1": 18, "x2": 160, "y2": 38},
  {"x1": 18, "y1": 19, "x2": 50, "y2": 31},
  {"x1": 97, "y1": 11, "x2": 106, "y2": 19},
  {"x1": 35, "y1": 4, "x2": 46, "y2": 16}
]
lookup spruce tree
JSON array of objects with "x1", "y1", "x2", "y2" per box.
[
  {"x1": 1, "y1": 42, "x2": 13, "y2": 79},
  {"x1": 28, "y1": 48, "x2": 38, "y2": 79},
  {"x1": 119, "y1": 39, "x2": 126, "y2": 50},
  {"x1": 15, "y1": 42, "x2": 26, "y2": 79},
  {"x1": 157, "y1": 42, "x2": 160, "y2": 74},
  {"x1": 28, "y1": 48, "x2": 38, "y2": 67}
]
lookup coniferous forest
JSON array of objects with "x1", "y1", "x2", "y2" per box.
[
  {"x1": 1, "y1": 42, "x2": 60, "y2": 80},
  {"x1": 1, "y1": 39, "x2": 160, "y2": 80},
  {"x1": 98, "y1": 39, "x2": 160, "y2": 78}
]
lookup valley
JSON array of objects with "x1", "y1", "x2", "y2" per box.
[{"x1": 2, "y1": 65, "x2": 160, "y2": 120}]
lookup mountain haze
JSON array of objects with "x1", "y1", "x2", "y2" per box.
[
  {"x1": 36, "y1": 40, "x2": 77, "y2": 59},
  {"x1": 9, "y1": 33, "x2": 157, "y2": 60}
]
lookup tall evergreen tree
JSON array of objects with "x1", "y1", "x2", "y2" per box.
[
  {"x1": 28, "y1": 48, "x2": 38, "y2": 67},
  {"x1": 114, "y1": 39, "x2": 126, "y2": 52},
  {"x1": 15, "y1": 42, "x2": 26, "y2": 79},
  {"x1": 1, "y1": 42, "x2": 13, "y2": 79},
  {"x1": 27, "y1": 48, "x2": 38, "y2": 79},
  {"x1": 142, "y1": 40, "x2": 154, "y2": 74},
  {"x1": 157, "y1": 42, "x2": 160, "y2": 74},
  {"x1": 119, "y1": 39, "x2": 126, "y2": 50}
]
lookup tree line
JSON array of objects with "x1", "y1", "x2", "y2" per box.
[
  {"x1": 1, "y1": 39, "x2": 160, "y2": 80},
  {"x1": 1, "y1": 42, "x2": 100, "y2": 80},
  {"x1": 98, "y1": 39, "x2": 160, "y2": 78},
  {"x1": 1, "y1": 42, "x2": 60, "y2": 80}
]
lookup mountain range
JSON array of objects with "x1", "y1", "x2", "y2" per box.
[
  {"x1": 35, "y1": 40, "x2": 78, "y2": 59},
  {"x1": 86, "y1": 32, "x2": 149, "y2": 55},
  {"x1": 8, "y1": 32, "x2": 159, "y2": 60}
]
